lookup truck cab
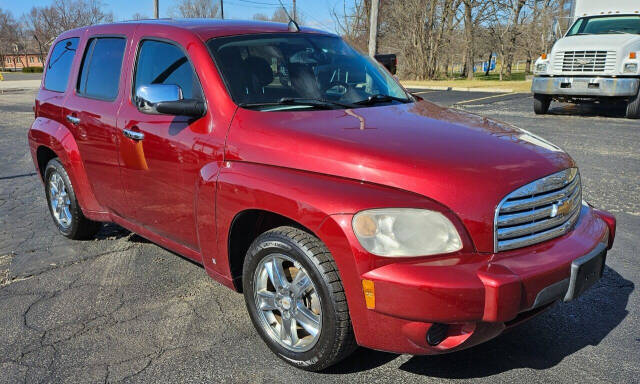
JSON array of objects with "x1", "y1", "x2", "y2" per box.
[{"x1": 532, "y1": 0, "x2": 640, "y2": 118}]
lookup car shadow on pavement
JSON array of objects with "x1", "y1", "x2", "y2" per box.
[
  {"x1": 324, "y1": 266, "x2": 632, "y2": 377},
  {"x1": 94, "y1": 223, "x2": 150, "y2": 243},
  {"x1": 549, "y1": 102, "x2": 627, "y2": 118}
]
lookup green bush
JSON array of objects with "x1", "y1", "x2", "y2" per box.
[{"x1": 22, "y1": 66, "x2": 44, "y2": 73}]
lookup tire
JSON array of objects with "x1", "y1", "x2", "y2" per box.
[
  {"x1": 626, "y1": 89, "x2": 640, "y2": 119},
  {"x1": 44, "y1": 158, "x2": 101, "y2": 239},
  {"x1": 533, "y1": 93, "x2": 551, "y2": 115},
  {"x1": 242, "y1": 226, "x2": 356, "y2": 371}
]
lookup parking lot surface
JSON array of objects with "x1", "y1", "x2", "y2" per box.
[{"x1": 1, "y1": 90, "x2": 638, "y2": 383}]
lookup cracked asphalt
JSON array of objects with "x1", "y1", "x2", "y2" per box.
[{"x1": 1, "y1": 89, "x2": 638, "y2": 383}]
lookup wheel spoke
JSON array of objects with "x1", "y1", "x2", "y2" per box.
[
  {"x1": 295, "y1": 303, "x2": 320, "y2": 337},
  {"x1": 49, "y1": 180, "x2": 58, "y2": 195},
  {"x1": 62, "y1": 206, "x2": 72, "y2": 223},
  {"x1": 280, "y1": 316, "x2": 298, "y2": 345},
  {"x1": 291, "y1": 269, "x2": 311, "y2": 296},
  {"x1": 266, "y1": 256, "x2": 288, "y2": 290},
  {"x1": 56, "y1": 176, "x2": 64, "y2": 195},
  {"x1": 256, "y1": 290, "x2": 277, "y2": 311}
]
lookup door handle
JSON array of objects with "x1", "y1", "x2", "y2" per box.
[
  {"x1": 123, "y1": 129, "x2": 144, "y2": 141},
  {"x1": 66, "y1": 114, "x2": 80, "y2": 125}
]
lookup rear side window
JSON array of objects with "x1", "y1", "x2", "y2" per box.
[
  {"x1": 44, "y1": 37, "x2": 79, "y2": 92},
  {"x1": 77, "y1": 37, "x2": 126, "y2": 100},
  {"x1": 133, "y1": 40, "x2": 203, "y2": 101}
]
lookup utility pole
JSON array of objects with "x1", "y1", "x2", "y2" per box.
[
  {"x1": 220, "y1": 0, "x2": 224, "y2": 19},
  {"x1": 292, "y1": 0, "x2": 296, "y2": 21},
  {"x1": 153, "y1": 0, "x2": 159, "y2": 19},
  {"x1": 368, "y1": 0, "x2": 379, "y2": 57}
]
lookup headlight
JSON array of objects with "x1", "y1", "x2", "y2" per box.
[
  {"x1": 535, "y1": 63, "x2": 548, "y2": 73},
  {"x1": 352, "y1": 208, "x2": 462, "y2": 257},
  {"x1": 624, "y1": 63, "x2": 638, "y2": 73}
]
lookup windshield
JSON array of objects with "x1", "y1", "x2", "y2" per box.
[
  {"x1": 207, "y1": 33, "x2": 410, "y2": 110},
  {"x1": 566, "y1": 15, "x2": 640, "y2": 36}
]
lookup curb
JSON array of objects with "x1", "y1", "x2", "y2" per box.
[{"x1": 0, "y1": 88, "x2": 30, "y2": 94}]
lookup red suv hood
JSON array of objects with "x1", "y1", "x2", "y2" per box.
[{"x1": 226, "y1": 101, "x2": 574, "y2": 252}]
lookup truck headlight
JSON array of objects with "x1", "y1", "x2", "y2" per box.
[
  {"x1": 535, "y1": 63, "x2": 548, "y2": 73},
  {"x1": 352, "y1": 208, "x2": 462, "y2": 257},
  {"x1": 623, "y1": 63, "x2": 638, "y2": 74}
]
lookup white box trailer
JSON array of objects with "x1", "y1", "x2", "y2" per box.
[
  {"x1": 531, "y1": 0, "x2": 640, "y2": 118},
  {"x1": 571, "y1": 0, "x2": 639, "y2": 20}
]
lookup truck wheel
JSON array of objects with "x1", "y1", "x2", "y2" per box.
[
  {"x1": 242, "y1": 226, "x2": 356, "y2": 371},
  {"x1": 533, "y1": 94, "x2": 551, "y2": 115},
  {"x1": 626, "y1": 90, "x2": 640, "y2": 119},
  {"x1": 44, "y1": 158, "x2": 101, "y2": 239}
]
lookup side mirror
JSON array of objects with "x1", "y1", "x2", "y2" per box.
[{"x1": 136, "y1": 84, "x2": 205, "y2": 118}]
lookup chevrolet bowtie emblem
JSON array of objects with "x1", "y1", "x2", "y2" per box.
[
  {"x1": 551, "y1": 199, "x2": 572, "y2": 218},
  {"x1": 575, "y1": 58, "x2": 593, "y2": 66}
]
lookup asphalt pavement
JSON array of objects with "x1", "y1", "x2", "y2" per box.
[{"x1": 1, "y1": 89, "x2": 638, "y2": 383}]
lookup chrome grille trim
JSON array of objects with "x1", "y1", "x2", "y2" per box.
[
  {"x1": 494, "y1": 168, "x2": 582, "y2": 252},
  {"x1": 553, "y1": 50, "x2": 616, "y2": 74},
  {"x1": 499, "y1": 175, "x2": 580, "y2": 213}
]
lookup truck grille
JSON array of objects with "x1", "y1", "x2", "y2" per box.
[
  {"x1": 553, "y1": 50, "x2": 616, "y2": 73},
  {"x1": 495, "y1": 168, "x2": 582, "y2": 252}
]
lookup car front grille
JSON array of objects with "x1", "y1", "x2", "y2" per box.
[
  {"x1": 495, "y1": 168, "x2": 582, "y2": 252},
  {"x1": 553, "y1": 50, "x2": 616, "y2": 73}
]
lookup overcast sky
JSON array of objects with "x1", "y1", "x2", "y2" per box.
[{"x1": 0, "y1": 0, "x2": 349, "y2": 32}]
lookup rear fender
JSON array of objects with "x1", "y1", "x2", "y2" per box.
[{"x1": 29, "y1": 117, "x2": 107, "y2": 219}]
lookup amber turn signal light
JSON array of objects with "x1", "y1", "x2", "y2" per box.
[
  {"x1": 362, "y1": 279, "x2": 375, "y2": 309},
  {"x1": 541, "y1": 53, "x2": 547, "y2": 60},
  {"x1": 630, "y1": 52, "x2": 637, "y2": 59}
]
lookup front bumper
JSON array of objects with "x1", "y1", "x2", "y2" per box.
[
  {"x1": 532, "y1": 76, "x2": 639, "y2": 97},
  {"x1": 349, "y1": 205, "x2": 616, "y2": 354}
]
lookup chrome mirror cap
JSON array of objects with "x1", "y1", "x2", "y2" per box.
[{"x1": 136, "y1": 84, "x2": 183, "y2": 114}]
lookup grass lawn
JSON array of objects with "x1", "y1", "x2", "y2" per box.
[{"x1": 402, "y1": 72, "x2": 532, "y2": 93}]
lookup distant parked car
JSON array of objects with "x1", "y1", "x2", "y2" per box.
[
  {"x1": 29, "y1": 19, "x2": 616, "y2": 371},
  {"x1": 375, "y1": 53, "x2": 397, "y2": 74}
]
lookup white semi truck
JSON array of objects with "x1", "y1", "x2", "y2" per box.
[{"x1": 532, "y1": 0, "x2": 640, "y2": 118}]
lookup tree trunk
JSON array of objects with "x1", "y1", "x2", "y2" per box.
[
  {"x1": 463, "y1": 0, "x2": 474, "y2": 80},
  {"x1": 504, "y1": 0, "x2": 526, "y2": 78},
  {"x1": 484, "y1": 51, "x2": 492, "y2": 76}
]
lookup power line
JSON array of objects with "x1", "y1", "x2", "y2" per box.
[
  {"x1": 225, "y1": 0, "x2": 281, "y2": 9},
  {"x1": 233, "y1": 0, "x2": 283, "y2": 5}
]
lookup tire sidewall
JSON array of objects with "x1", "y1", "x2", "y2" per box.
[
  {"x1": 626, "y1": 89, "x2": 640, "y2": 119},
  {"x1": 44, "y1": 159, "x2": 79, "y2": 237},
  {"x1": 242, "y1": 233, "x2": 339, "y2": 369}
]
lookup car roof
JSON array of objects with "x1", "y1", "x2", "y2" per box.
[{"x1": 70, "y1": 19, "x2": 335, "y2": 41}]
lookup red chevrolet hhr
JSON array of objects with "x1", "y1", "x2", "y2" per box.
[{"x1": 28, "y1": 19, "x2": 616, "y2": 371}]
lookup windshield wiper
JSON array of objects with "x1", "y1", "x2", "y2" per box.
[
  {"x1": 606, "y1": 30, "x2": 637, "y2": 35},
  {"x1": 353, "y1": 94, "x2": 411, "y2": 106},
  {"x1": 239, "y1": 97, "x2": 354, "y2": 110},
  {"x1": 278, "y1": 97, "x2": 355, "y2": 109}
]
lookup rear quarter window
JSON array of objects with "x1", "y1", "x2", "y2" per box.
[
  {"x1": 77, "y1": 37, "x2": 126, "y2": 100},
  {"x1": 44, "y1": 38, "x2": 79, "y2": 93}
]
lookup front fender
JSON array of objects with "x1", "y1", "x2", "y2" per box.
[
  {"x1": 212, "y1": 161, "x2": 474, "y2": 343},
  {"x1": 29, "y1": 117, "x2": 107, "y2": 218}
]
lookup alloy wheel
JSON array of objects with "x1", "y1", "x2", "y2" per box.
[
  {"x1": 253, "y1": 253, "x2": 322, "y2": 352},
  {"x1": 48, "y1": 171, "x2": 72, "y2": 229}
]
